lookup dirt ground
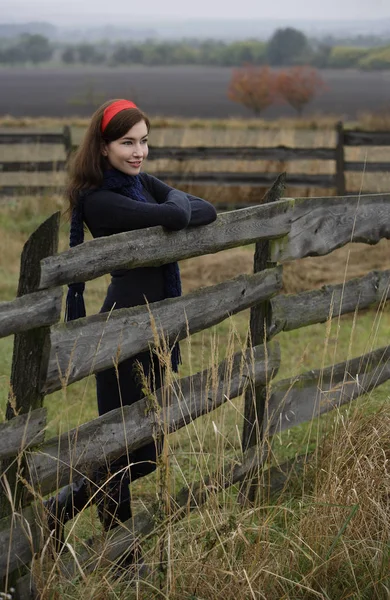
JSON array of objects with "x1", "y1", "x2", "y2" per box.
[
  {"x1": 180, "y1": 238, "x2": 390, "y2": 295},
  {"x1": 1, "y1": 66, "x2": 390, "y2": 119}
]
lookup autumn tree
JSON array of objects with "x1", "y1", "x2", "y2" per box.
[
  {"x1": 228, "y1": 65, "x2": 278, "y2": 115},
  {"x1": 276, "y1": 66, "x2": 326, "y2": 115}
]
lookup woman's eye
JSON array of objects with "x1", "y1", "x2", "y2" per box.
[{"x1": 142, "y1": 139, "x2": 148, "y2": 144}]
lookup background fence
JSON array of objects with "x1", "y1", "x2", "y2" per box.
[
  {"x1": 1, "y1": 180, "x2": 390, "y2": 598},
  {"x1": 0, "y1": 122, "x2": 389, "y2": 202}
]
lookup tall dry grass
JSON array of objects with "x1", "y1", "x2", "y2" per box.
[{"x1": 1, "y1": 293, "x2": 389, "y2": 599}]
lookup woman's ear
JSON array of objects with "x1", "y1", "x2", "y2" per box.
[{"x1": 101, "y1": 142, "x2": 108, "y2": 157}]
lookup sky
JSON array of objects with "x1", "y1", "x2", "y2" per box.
[{"x1": 2, "y1": 0, "x2": 390, "y2": 25}]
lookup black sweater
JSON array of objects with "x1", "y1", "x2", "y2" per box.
[{"x1": 83, "y1": 173, "x2": 217, "y2": 310}]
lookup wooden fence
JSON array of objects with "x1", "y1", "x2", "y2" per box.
[
  {"x1": 1, "y1": 181, "x2": 390, "y2": 598},
  {"x1": 0, "y1": 123, "x2": 389, "y2": 202}
]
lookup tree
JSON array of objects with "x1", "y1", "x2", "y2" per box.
[
  {"x1": 267, "y1": 28, "x2": 309, "y2": 65},
  {"x1": 276, "y1": 66, "x2": 326, "y2": 115},
  {"x1": 17, "y1": 34, "x2": 53, "y2": 63},
  {"x1": 62, "y1": 46, "x2": 76, "y2": 64},
  {"x1": 228, "y1": 65, "x2": 278, "y2": 115}
]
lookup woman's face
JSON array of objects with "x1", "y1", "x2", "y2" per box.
[{"x1": 101, "y1": 119, "x2": 149, "y2": 176}]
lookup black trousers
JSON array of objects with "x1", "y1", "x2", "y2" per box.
[{"x1": 94, "y1": 349, "x2": 164, "y2": 530}]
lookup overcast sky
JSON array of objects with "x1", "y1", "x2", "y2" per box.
[{"x1": 2, "y1": 0, "x2": 390, "y2": 25}]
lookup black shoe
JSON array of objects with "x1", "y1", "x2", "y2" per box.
[
  {"x1": 44, "y1": 478, "x2": 91, "y2": 553},
  {"x1": 95, "y1": 469, "x2": 132, "y2": 532}
]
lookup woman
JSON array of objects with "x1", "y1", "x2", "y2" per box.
[{"x1": 45, "y1": 99, "x2": 217, "y2": 550}]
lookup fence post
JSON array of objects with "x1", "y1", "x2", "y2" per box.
[
  {"x1": 335, "y1": 121, "x2": 346, "y2": 196},
  {"x1": 62, "y1": 125, "x2": 73, "y2": 160},
  {"x1": 238, "y1": 174, "x2": 286, "y2": 506},
  {"x1": 0, "y1": 212, "x2": 60, "y2": 596}
]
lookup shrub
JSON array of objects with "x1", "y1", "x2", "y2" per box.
[{"x1": 328, "y1": 46, "x2": 370, "y2": 68}]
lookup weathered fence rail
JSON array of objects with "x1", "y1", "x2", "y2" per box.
[
  {"x1": 1, "y1": 185, "x2": 390, "y2": 598},
  {"x1": 0, "y1": 122, "x2": 389, "y2": 199}
]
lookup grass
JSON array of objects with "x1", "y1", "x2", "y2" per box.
[
  {"x1": 1, "y1": 110, "x2": 390, "y2": 130},
  {"x1": 0, "y1": 190, "x2": 389, "y2": 598}
]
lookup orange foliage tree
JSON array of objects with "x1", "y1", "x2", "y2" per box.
[
  {"x1": 228, "y1": 65, "x2": 278, "y2": 115},
  {"x1": 276, "y1": 66, "x2": 326, "y2": 115}
]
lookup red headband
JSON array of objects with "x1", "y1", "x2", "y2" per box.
[{"x1": 101, "y1": 100, "x2": 138, "y2": 132}]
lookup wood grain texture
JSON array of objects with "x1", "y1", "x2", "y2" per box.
[
  {"x1": 40, "y1": 193, "x2": 390, "y2": 290},
  {"x1": 0, "y1": 287, "x2": 62, "y2": 339},
  {"x1": 270, "y1": 193, "x2": 390, "y2": 262},
  {"x1": 0, "y1": 213, "x2": 59, "y2": 543},
  {"x1": 0, "y1": 133, "x2": 65, "y2": 144},
  {"x1": 266, "y1": 345, "x2": 390, "y2": 437},
  {"x1": 43, "y1": 268, "x2": 282, "y2": 393},
  {"x1": 240, "y1": 174, "x2": 286, "y2": 505},
  {"x1": 0, "y1": 505, "x2": 43, "y2": 579},
  {"x1": 28, "y1": 342, "x2": 280, "y2": 496},
  {"x1": 0, "y1": 160, "x2": 66, "y2": 172},
  {"x1": 344, "y1": 130, "x2": 390, "y2": 147},
  {"x1": 40, "y1": 203, "x2": 290, "y2": 289},
  {"x1": 270, "y1": 268, "x2": 390, "y2": 337},
  {"x1": 151, "y1": 172, "x2": 335, "y2": 187},
  {"x1": 0, "y1": 408, "x2": 46, "y2": 461},
  {"x1": 148, "y1": 146, "x2": 336, "y2": 161},
  {"x1": 345, "y1": 161, "x2": 390, "y2": 173},
  {"x1": 242, "y1": 175, "x2": 286, "y2": 451}
]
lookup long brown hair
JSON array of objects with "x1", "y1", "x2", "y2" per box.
[{"x1": 66, "y1": 99, "x2": 150, "y2": 211}]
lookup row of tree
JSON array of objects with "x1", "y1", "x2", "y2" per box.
[
  {"x1": 0, "y1": 30, "x2": 390, "y2": 69},
  {"x1": 228, "y1": 65, "x2": 325, "y2": 116}
]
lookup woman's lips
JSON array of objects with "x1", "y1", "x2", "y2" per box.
[{"x1": 128, "y1": 161, "x2": 142, "y2": 167}]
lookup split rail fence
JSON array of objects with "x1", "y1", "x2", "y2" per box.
[
  {"x1": 1, "y1": 182, "x2": 390, "y2": 598},
  {"x1": 0, "y1": 123, "x2": 390, "y2": 203}
]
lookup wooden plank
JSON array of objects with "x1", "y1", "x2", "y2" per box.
[
  {"x1": 39, "y1": 201, "x2": 292, "y2": 289},
  {"x1": 270, "y1": 193, "x2": 390, "y2": 262},
  {"x1": 335, "y1": 122, "x2": 346, "y2": 196},
  {"x1": 344, "y1": 130, "x2": 390, "y2": 147},
  {"x1": 0, "y1": 161, "x2": 66, "y2": 172},
  {"x1": 270, "y1": 268, "x2": 390, "y2": 337},
  {"x1": 152, "y1": 172, "x2": 335, "y2": 187},
  {"x1": 0, "y1": 133, "x2": 65, "y2": 145},
  {"x1": 59, "y1": 444, "x2": 269, "y2": 578},
  {"x1": 266, "y1": 345, "x2": 390, "y2": 437},
  {"x1": 0, "y1": 213, "x2": 60, "y2": 520},
  {"x1": 0, "y1": 408, "x2": 47, "y2": 461},
  {"x1": 40, "y1": 193, "x2": 390, "y2": 290},
  {"x1": 28, "y1": 341, "x2": 279, "y2": 496},
  {"x1": 0, "y1": 505, "x2": 43, "y2": 580},
  {"x1": 240, "y1": 174, "x2": 286, "y2": 505},
  {"x1": 0, "y1": 288, "x2": 62, "y2": 339},
  {"x1": 147, "y1": 146, "x2": 336, "y2": 161},
  {"x1": 345, "y1": 161, "x2": 390, "y2": 173},
  {"x1": 1, "y1": 341, "x2": 279, "y2": 580},
  {"x1": 43, "y1": 268, "x2": 282, "y2": 394},
  {"x1": 62, "y1": 125, "x2": 72, "y2": 159}
]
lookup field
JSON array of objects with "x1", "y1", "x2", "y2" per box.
[
  {"x1": 1, "y1": 66, "x2": 390, "y2": 119},
  {"x1": 1, "y1": 117, "x2": 390, "y2": 597}
]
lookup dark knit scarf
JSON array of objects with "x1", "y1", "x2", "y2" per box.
[{"x1": 65, "y1": 168, "x2": 182, "y2": 372}]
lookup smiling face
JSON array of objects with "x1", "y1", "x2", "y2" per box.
[{"x1": 101, "y1": 119, "x2": 149, "y2": 176}]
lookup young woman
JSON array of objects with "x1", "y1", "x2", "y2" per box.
[{"x1": 45, "y1": 99, "x2": 217, "y2": 549}]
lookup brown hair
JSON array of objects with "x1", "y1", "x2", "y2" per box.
[{"x1": 66, "y1": 99, "x2": 150, "y2": 211}]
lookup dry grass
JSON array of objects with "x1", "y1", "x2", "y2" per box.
[
  {"x1": 0, "y1": 110, "x2": 390, "y2": 130},
  {"x1": 1, "y1": 120, "x2": 390, "y2": 598}
]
